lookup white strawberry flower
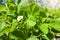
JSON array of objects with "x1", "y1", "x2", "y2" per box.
[{"x1": 17, "y1": 16, "x2": 23, "y2": 21}]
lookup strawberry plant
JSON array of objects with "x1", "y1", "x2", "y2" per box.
[{"x1": 0, "y1": 0, "x2": 60, "y2": 40}]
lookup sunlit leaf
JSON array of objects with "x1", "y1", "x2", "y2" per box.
[
  {"x1": 0, "y1": 22, "x2": 6, "y2": 31},
  {"x1": 39, "y1": 23, "x2": 48, "y2": 34},
  {"x1": 27, "y1": 35, "x2": 39, "y2": 40}
]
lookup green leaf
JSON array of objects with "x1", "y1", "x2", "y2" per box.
[
  {"x1": 30, "y1": 3, "x2": 37, "y2": 11},
  {"x1": 0, "y1": 38, "x2": 3, "y2": 40},
  {"x1": 40, "y1": 11, "x2": 47, "y2": 18},
  {"x1": 46, "y1": 32, "x2": 54, "y2": 40},
  {"x1": 0, "y1": 6, "x2": 6, "y2": 12},
  {"x1": 46, "y1": 18, "x2": 55, "y2": 23},
  {"x1": 42, "y1": 18, "x2": 47, "y2": 23},
  {"x1": 0, "y1": 22, "x2": 6, "y2": 31},
  {"x1": 0, "y1": 28, "x2": 10, "y2": 35},
  {"x1": 39, "y1": 23, "x2": 48, "y2": 34},
  {"x1": 52, "y1": 28, "x2": 60, "y2": 33},
  {"x1": 26, "y1": 19, "x2": 36, "y2": 29},
  {"x1": 6, "y1": 9, "x2": 16, "y2": 17},
  {"x1": 10, "y1": 30, "x2": 25, "y2": 40},
  {"x1": 55, "y1": 17, "x2": 60, "y2": 22},
  {"x1": 49, "y1": 22, "x2": 60, "y2": 31},
  {"x1": 10, "y1": 19, "x2": 18, "y2": 32},
  {"x1": 44, "y1": 34, "x2": 49, "y2": 40},
  {"x1": 27, "y1": 35, "x2": 38, "y2": 40},
  {"x1": 27, "y1": 19, "x2": 36, "y2": 26},
  {"x1": 26, "y1": 15, "x2": 36, "y2": 29},
  {"x1": 9, "y1": 33, "x2": 18, "y2": 39}
]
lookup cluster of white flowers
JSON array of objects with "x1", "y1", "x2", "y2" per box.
[{"x1": 17, "y1": 16, "x2": 23, "y2": 21}]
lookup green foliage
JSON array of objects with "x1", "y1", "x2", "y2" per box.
[
  {"x1": 0, "y1": 0, "x2": 60, "y2": 40},
  {"x1": 39, "y1": 23, "x2": 48, "y2": 34},
  {"x1": 27, "y1": 35, "x2": 39, "y2": 40}
]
